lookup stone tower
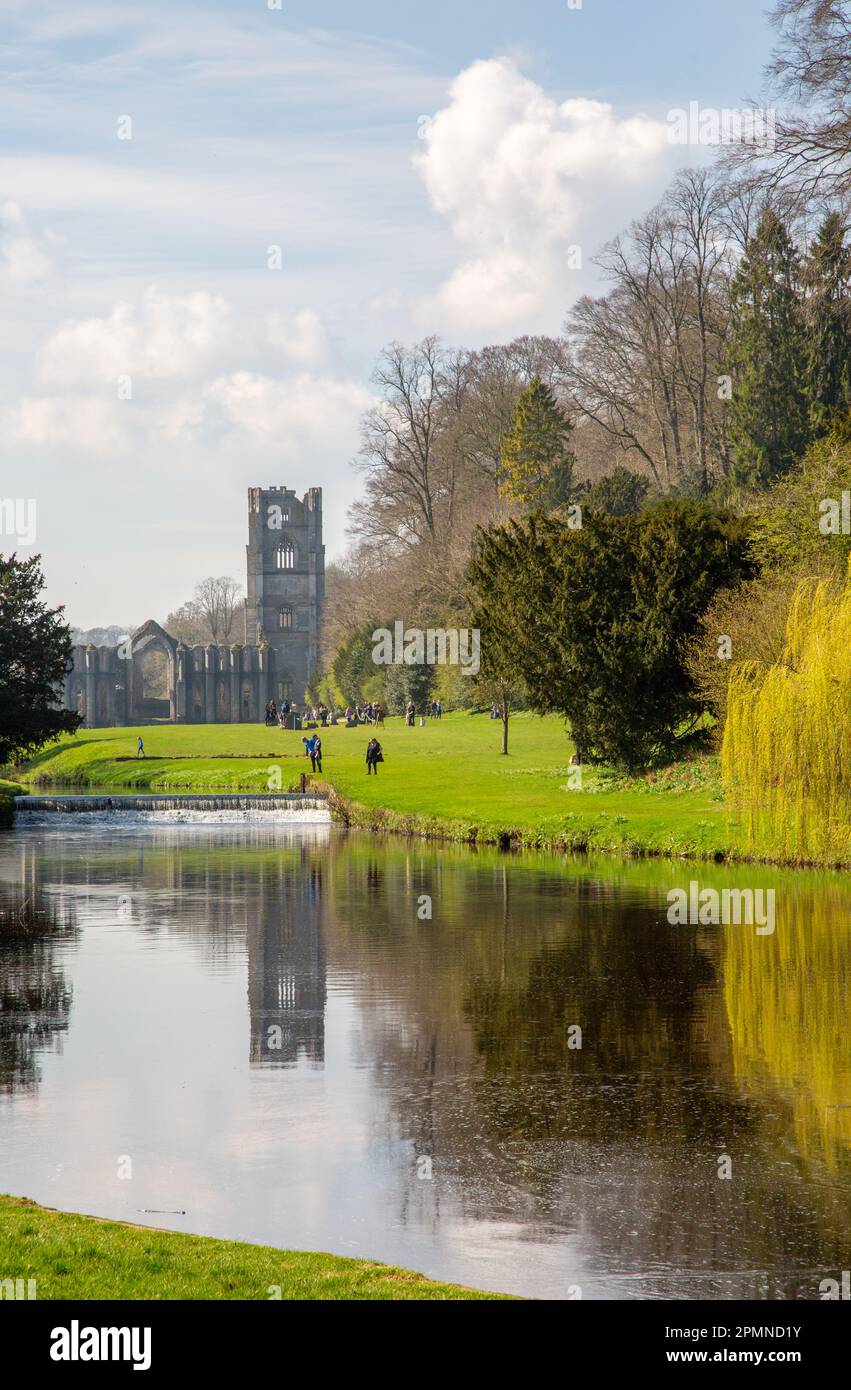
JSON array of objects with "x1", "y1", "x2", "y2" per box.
[{"x1": 245, "y1": 486, "x2": 324, "y2": 703}]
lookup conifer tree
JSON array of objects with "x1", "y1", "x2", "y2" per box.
[
  {"x1": 726, "y1": 208, "x2": 810, "y2": 486},
  {"x1": 802, "y1": 210, "x2": 851, "y2": 435},
  {"x1": 498, "y1": 376, "x2": 577, "y2": 509},
  {"x1": 0, "y1": 554, "x2": 81, "y2": 766}
]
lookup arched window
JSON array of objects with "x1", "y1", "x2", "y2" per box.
[
  {"x1": 276, "y1": 540, "x2": 296, "y2": 570},
  {"x1": 278, "y1": 605, "x2": 293, "y2": 629}
]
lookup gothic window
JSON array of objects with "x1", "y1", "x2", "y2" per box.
[
  {"x1": 278, "y1": 605, "x2": 293, "y2": 629},
  {"x1": 276, "y1": 540, "x2": 296, "y2": 569}
]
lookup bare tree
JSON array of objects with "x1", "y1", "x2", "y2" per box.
[
  {"x1": 564, "y1": 170, "x2": 734, "y2": 490},
  {"x1": 727, "y1": 1, "x2": 851, "y2": 204},
  {"x1": 164, "y1": 599, "x2": 209, "y2": 646},
  {"x1": 193, "y1": 576, "x2": 243, "y2": 644},
  {"x1": 350, "y1": 337, "x2": 447, "y2": 553}
]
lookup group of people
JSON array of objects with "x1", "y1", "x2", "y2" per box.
[
  {"x1": 299, "y1": 729, "x2": 383, "y2": 775},
  {"x1": 259, "y1": 689, "x2": 452, "y2": 776},
  {"x1": 403, "y1": 699, "x2": 442, "y2": 726},
  {"x1": 264, "y1": 698, "x2": 290, "y2": 728},
  {"x1": 344, "y1": 702, "x2": 383, "y2": 726},
  {"x1": 264, "y1": 699, "x2": 332, "y2": 729}
]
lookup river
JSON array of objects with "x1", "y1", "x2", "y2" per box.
[{"x1": 1, "y1": 815, "x2": 849, "y2": 1300}]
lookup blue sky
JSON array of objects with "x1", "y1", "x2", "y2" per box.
[{"x1": 0, "y1": 0, "x2": 775, "y2": 627}]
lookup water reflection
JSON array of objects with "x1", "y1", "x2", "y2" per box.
[
  {"x1": 0, "y1": 885, "x2": 78, "y2": 1096},
  {"x1": 248, "y1": 853, "x2": 326, "y2": 1067},
  {"x1": 0, "y1": 823, "x2": 848, "y2": 1300}
]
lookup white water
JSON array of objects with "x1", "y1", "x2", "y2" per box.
[{"x1": 16, "y1": 808, "x2": 332, "y2": 827}]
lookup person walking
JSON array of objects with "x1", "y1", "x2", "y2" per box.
[
  {"x1": 366, "y1": 737, "x2": 383, "y2": 774},
  {"x1": 136, "y1": 736, "x2": 145, "y2": 759},
  {"x1": 436, "y1": 700, "x2": 442, "y2": 720}
]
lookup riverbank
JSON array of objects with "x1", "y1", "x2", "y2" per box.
[
  {"x1": 7, "y1": 712, "x2": 843, "y2": 866},
  {"x1": 0, "y1": 779, "x2": 23, "y2": 828},
  {"x1": 9, "y1": 713, "x2": 742, "y2": 858},
  {"x1": 0, "y1": 1195, "x2": 507, "y2": 1300}
]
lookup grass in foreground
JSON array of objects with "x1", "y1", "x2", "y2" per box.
[
  {"x1": 10, "y1": 711, "x2": 740, "y2": 859},
  {"x1": 0, "y1": 1195, "x2": 508, "y2": 1300}
]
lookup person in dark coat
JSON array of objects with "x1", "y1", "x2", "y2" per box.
[{"x1": 366, "y1": 737, "x2": 382, "y2": 774}]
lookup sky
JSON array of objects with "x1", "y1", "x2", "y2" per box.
[{"x1": 0, "y1": 0, "x2": 777, "y2": 628}]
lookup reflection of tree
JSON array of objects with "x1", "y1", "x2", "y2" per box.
[
  {"x1": 0, "y1": 890, "x2": 78, "y2": 1096},
  {"x1": 464, "y1": 889, "x2": 746, "y2": 1145},
  {"x1": 725, "y1": 877, "x2": 851, "y2": 1169},
  {"x1": 325, "y1": 840, "x2": 851, "y2": 1291}
]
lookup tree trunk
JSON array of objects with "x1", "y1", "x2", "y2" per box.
[{"x1": 501, "y1": 694, "x2": 510, "y2": 755}]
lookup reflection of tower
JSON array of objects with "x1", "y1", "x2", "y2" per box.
[{"x1": 247, "y1": 853, "x2": 327, "y2": 1066}]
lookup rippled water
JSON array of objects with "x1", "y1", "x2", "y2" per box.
[{"x1": 1, "y1": 819, "x2": 849, "y2": 1300}]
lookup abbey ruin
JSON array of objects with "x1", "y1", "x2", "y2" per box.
[{"x1": 63, "y1": 487, "x2": 325, "y2": 726}]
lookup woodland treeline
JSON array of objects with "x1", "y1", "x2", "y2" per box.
[{"x1": 319, "y1": 0, "x2": 850, "y2": 857}]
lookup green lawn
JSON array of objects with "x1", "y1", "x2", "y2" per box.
[
  {"x1": 0, "y1": 1195, "x2": 507, "y2": 1300},
  {"x1": 11, "y1": 711, "x2": 741, "y2": 859}
]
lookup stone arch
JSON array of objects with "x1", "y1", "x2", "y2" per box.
[{"x1": 128, "y1": 620, "x2": 177, "y2": 724}]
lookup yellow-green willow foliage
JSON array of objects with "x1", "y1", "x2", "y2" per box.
[
  {"x1": 722, "y1": 564, "x2": 851, "y2": 864},
  {"x1": 724, "y1": 878, "x2": 851, "y2": 1170}
]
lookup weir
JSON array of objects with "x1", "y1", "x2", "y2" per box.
[{"x1": 14, "y1": 794, "x2": 330, "y2": 814}]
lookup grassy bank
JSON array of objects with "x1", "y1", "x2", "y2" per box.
[
  {"x1": 0, "y1": 1195, "x2": 507, "y2": 1300},
  {"x1": 10, "y1": 711, "x2": 744, "y2": 859},
  {"x1": 0, "y1": 778, "x2": 23, "y2": 829}
]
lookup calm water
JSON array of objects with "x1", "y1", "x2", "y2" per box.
[{"x1": 1, "y1": 818, "x2": 849, "y2": 1300}]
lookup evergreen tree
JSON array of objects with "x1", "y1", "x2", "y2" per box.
[
  {"x1": 498, "y1": 376, "x2": 577, "y2": 509},
  {"x1": 467, "y1": 503, "x2": 754, "y2": 772},
  {"x1": 726, "y1": 208, "x2": 810, "y2": 487},
  {"x1": 0, "y1": 554, "x2": 81, "y2": 766},
  {"x1": 802, "y1": 210, "x2": 851, "y2": 435},
  {"x1": 584, "y1": 466, "x2": 651, "y2": 516}
]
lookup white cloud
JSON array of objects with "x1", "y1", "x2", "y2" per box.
[
  {"x1": 39, "y1": 288, "x2": 232, "y2": 384},
  {"x1": 12, "y1": 395, "x2": 128, "y2": 454},
  {"x1": 265, "y1": 309, "x2": 328, "y2": 367},
  {"x1": 198, "y1": 370, "x2": 370, "y2": 451},
  {"x1": 414, "y1": 58, "x2": 675, "y2": 331},
  {"x1": 0, "y1": 201, "x2": 55, "y2": 285}
]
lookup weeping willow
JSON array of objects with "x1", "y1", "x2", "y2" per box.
[{"x1": 722, "y1": 564, "x2": 851, "y2": 864}]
